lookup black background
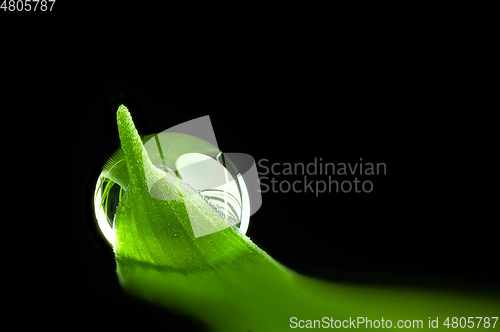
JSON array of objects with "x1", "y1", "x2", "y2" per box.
[{"x1": 3, "y1": 4, "x2": 498, "y2": 331}]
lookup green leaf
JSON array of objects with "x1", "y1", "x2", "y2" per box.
[{"x1": 102, "y1": 105, "x2": 500, "y2": 331}]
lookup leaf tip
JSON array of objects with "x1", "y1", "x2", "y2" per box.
[{"x1": 117, "y1": 104, "x2": 130, "y2": 119}]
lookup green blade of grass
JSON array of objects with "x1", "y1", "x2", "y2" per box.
[{"x1": 107, "y1": 105, "x2": 500, "y2": 331}]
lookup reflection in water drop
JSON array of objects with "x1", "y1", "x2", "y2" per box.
[
  {"x1": 93, "y1": 175, "x2": 119, "y2": 244},
  {"x1": 93, "y1": 152, "x2": 250, "y2": 245},
  {"x1": 198, "y1": 188, "x2": 241, "y2": 227}
]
